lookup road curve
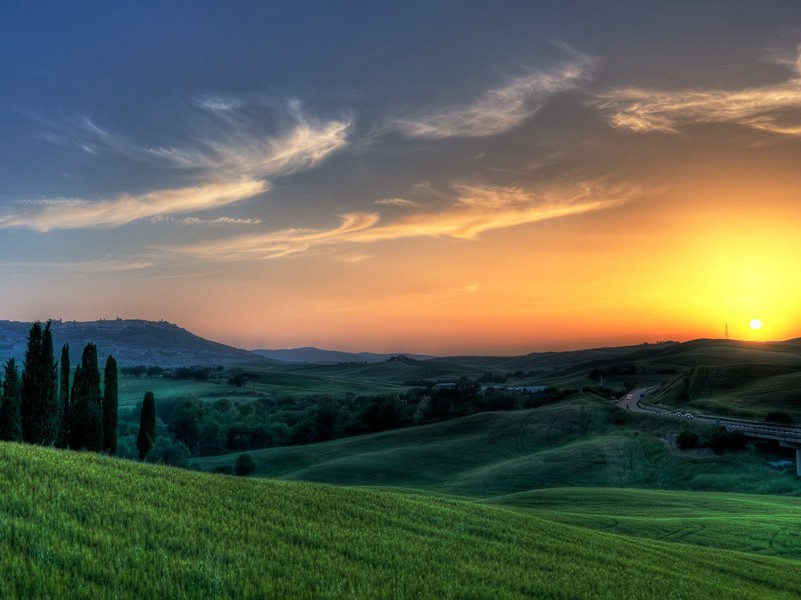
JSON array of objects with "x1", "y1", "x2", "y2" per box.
[{"x1": 616, "y1": 388, "x2": 801, "y2": 445}]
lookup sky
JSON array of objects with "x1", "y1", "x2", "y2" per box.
[{"x1": 2, "y1": 0, "x2": 801, "y2": 354}]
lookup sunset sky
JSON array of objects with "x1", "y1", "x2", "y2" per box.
[{"x1": 2, "y1": 1, "x2": 801, "y2": 354}]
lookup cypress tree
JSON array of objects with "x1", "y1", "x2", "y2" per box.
[
  {"x1": 0, "y1": 359, "x2": 22, "y2": 442},
  {"x1": 137, "y1": 391, "x2": 156, "y2": 459},
  {"x1": 57, "y1": 344, "x2": 70, "y2": 448},
  {"x1": 69, "y1": 364, "x2": 82, "y2": 449},
  {"x1": 102, "y1": 356, "x2": 118, "y2": 454},
  {"x1": 69, "y1": 344, "x2": 103, "y2": 451},
  {"x1": 20, "y1": 321, "x2": 59, "y2": 445}
]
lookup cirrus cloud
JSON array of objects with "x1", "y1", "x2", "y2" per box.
[
  {"x1": 163, "y1": 180, "x2": 642, "y2": 260},
  {"x1": 388, "y1": 49, "x2": 594, "y2": 139},
  {"x1": 0, "y1": 179, "x2": 268, "y2": 232},
  {"x1": 594, "y1": 47, "x2": 801, "y2": 135}
]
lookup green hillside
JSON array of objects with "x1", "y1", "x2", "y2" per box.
[
  {"x1": 522, "y1": 338, "x2": 801, "y2": 399},
  {"x1": 193, "y1": 394, "x2": 801, "y2": 495},
  {"x1": 649, "y1": 362, "x2": 801, "y2": 421},
  {"x1": 491, "y1": 487, "x2": 801, "y2": 559},
  {"x1": 4, "y1": 442, "x2": 801, "y2": 599}
]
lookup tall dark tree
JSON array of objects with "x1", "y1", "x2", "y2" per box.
[
  {"x1": 137, "y1": 391, "x2": 156, "y2": 459},
  {"x1": 0, "y1": 359, "x2": 22, "y2": 442},
  {"x1": 57, "y1": 344, "x2": 70, "y2": 448},
  {"x1": 69, "y1": 344, "x2": 103, "y2": 451},
  {"x1": 20, "y1": 321, "x2": 59, "y2": 445},
  {"x1": 102, "y1": 355, "x2": 118, "y2": 454}
]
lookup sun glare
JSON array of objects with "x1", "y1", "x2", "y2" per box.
[{"x1": 750, "y1": 318, "x2": 763, "y2": 331}]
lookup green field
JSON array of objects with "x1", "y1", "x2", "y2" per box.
[
  {"x1": 118, "y1": 367, "x2": 409, "y2": 408},
  {"x1": 193, "y1": 394, "x2": 801, "y2": 495},
  {"x1": 10, "y1": 337, "x2": 801, "y2": 598},
  {"x1": 491, "y1": 487, "x2": 801, "y2": 559},
  {"x1": 4, "y1": 442, "x2": 801, "y2": 599}
]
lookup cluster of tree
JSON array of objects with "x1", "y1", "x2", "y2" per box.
[
  {"x1": 676, "y1": 428, "x2": 747, "y2": 454},
  {"x1": 121, "y1": 365, "x2": 164, "y2": 378},
  {"x1": 213, "y1": 453, "x2": 256, "y2": 477},
  {"x1": 0, "y1": 321, "x2": 158, "y2": 462},
  {"x1": 149, "y1": 382, "x2": 572, "y2": 463}
]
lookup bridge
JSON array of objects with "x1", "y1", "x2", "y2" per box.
[{"x1": 619, "y1": 389, "x2": 801, "y2": 476}]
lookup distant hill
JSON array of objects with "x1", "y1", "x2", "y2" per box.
[
  {"x1": 0, "y1": 319, "x2": 258, "y2": 366},
  {"x1": 251, "y1": 346, "x2": 435, "y2": 364}
]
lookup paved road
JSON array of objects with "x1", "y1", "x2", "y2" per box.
[{"x1": 617, "y1": 388, "x2": 801, "y2": 445}]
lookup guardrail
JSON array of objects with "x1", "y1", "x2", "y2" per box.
[{"x1": 634, "y1": 399, "x2": 801, "y2": 442}]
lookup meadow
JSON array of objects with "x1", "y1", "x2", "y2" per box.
[
  {"x1": 193, "y1": 393, "x2": 801, "y2": 496},
  {"x1": 4, "y1": 441, "x2": 801, "y2": 599}
]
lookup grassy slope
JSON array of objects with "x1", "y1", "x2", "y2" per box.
[
  {"x1": 118, "y1": 368, "x2": 407, "y2": 408},
  {"x1": 650, "y1": 363, "x2": 801, "y2": 420},
  {"x1": 489, "y1": 487, "x2": 801, "y2": 559},
  {"x1": 193, "y1": 395, "x2": 801, "y2": 496},
  {"x1": 4, "y1": 442, "x2": 801, "y2": 600},
  {"x1": 520, "y1": 339, "x2": 801, "y2": 388}
]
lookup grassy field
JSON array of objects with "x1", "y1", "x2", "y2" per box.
[
  {"x1": 118, "y1": 367, "x2": 408, "y2": 408},
  {"x1": 193, "y1": 394, "x2": 801, "y2": 496},
  {"x1": 4, "y1": 442, "x2": 801, "y2": 599},
  {"x1": 490, "y1": 487, "x2": 801, "y2": 559}
]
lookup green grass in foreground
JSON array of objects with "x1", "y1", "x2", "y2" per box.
[{"x1": 3, "y1": 442, "x2": 801, "y2": 599}]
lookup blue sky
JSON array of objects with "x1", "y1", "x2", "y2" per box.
[{"x1": 2, "y1": 1, "x2": 801, "y2": 353}]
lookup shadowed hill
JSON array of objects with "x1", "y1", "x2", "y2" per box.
[
  {"x1": 0, "y1": 319, "x2": 260, "y2": 366},
  {"x1": 193, "y1": 394, "x2": 801, "y2": 496},
  {"x1": 649, "y1": 362, "x2": 801, "y2": 421},
  {"x1": 251, "y1": 347, "x2": 434, "y2": 364}
]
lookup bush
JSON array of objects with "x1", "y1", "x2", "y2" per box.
[
  {"x1": 709, "y1": 429, "x2": 747, "y2": 454},
  {"x1": 766, "y1": 412, "x2": 794, "y2": 424},
  {"x1": 234, "y1": 453, "x2": 256, "y2": 477},
  {"x1": 145, "y1": 440, "x2": 191, "y2": 467},
  {"x1": 676, "y1": 430, "x2": 699, "y2": 450}
]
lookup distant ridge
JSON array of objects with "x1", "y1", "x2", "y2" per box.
[
  {"x1": 0, "y1": 319, "x2": 258, "y2": 366},
  {"x1": 251, "y1": 347, "x2": 435, "y2": 364}
]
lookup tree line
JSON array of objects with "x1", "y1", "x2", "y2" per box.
[{"x1": 0, "y1": 321, "x2": 157, "y2": 459}]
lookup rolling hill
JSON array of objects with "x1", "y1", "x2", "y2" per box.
[
  {"x1": 4, "y1": 442, "x2": 801, "y2": 599},
  {"x1": 193, "y1": 393, "x2": 801, "y2": 496},
  {"x1": 0, "y1": 319, "x2": 260, "y2": 366},
  {"x1": 251, "y1": 347, "x2": 434, "y2": 364}
]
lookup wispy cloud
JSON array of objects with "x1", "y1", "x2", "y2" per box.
[
  {"x1": 594, "y1": 47, "x2": 801, "y2": 135},
  {"x1": 150, "y1": 215, "x2": 262, "y2": 226},
  {"x1": 193, "y1": 94, "x2": 244, "y2": 112},
  {"x1": 0, "y1": 256, "x2": 155, "y2": 273},
  {"x1": 372, "y1": 198, "x2": 418, "y2": 207},
  {"x1": 164, "y1": 180, "x2": 640, "y2": 260},
  {"x1": 388, "y1": 49, "x2": 594, "y2": 139},
  {"x1": 0, "y1": 179, "x2": 267, "y2": 232},
  {"x1": 146, "y1": 103, "x2": 352, "y2": 178},
  {"x1": 6, "y1": 101, "x2": 351, "y2": 230}
]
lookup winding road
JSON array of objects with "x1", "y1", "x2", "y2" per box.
[{"x1": 618, "y1": 388, "x2": 801, "y2": 474}]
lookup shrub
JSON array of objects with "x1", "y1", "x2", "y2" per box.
[
  {"x1": 676, "y1": 430, "x2": 699, "y2": 450},
  {"x1": 766, "y1": 412, "x2": 794, "y2": 424},
  {"x1": 235, "y1": 453, "x2": 256, "y2": 477},
  {"x1": 145, "y1": 440, "x2": 191, "y2": 467},
  {"x1": 709, "y1": 429, "x2": 747, "y2": 454}
]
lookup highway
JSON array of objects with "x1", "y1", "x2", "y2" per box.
[{"x1": 618, "y1": 388, "x2": 801, "y2": 447}]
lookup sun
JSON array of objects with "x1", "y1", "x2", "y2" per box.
[{"x1": 749, "y1": 318, "x2": 763, "y2": 331}]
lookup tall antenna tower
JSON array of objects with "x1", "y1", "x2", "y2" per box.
[{"x1": 725, "y1": 322, "x2": 729, "y2": 340}]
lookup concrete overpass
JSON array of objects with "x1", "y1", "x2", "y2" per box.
[{"x1": 619, "y1": 389, "x2": 801, "y2": 476}]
